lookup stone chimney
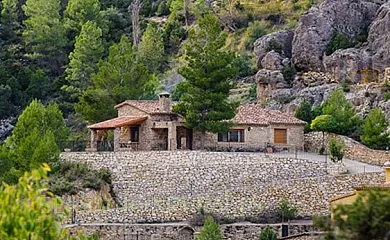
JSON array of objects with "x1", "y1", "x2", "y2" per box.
[
  {"x1": 158, "y1": 91, "x2": 171, "y2": 113},
  {"x1": 384, "y1": 162, "x2": 390, "y2": 183}
]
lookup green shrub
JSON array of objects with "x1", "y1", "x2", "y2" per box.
[
  {"x1": 385, "y1": 91, "x2": 390, "y2": 101},
  {"x1": 196, "y1": 216, "x2": 222, "y2": 240},
  {"x1": 326, "y1": 30, "x2": 352, "y2": 55},
  {"x1": 266, "y1": 39, "x2": 283, "y2": 54},
  {"x1": 49, "y1": 161, "x2": 112, "y2": 195},
  {"x1": 341, "y1": 80, "x2": 350, "y2": 92},
  {"x1": 258, "y1": 227, "x2": 277, "y2": 240},
  {"x1": 243, "y1": 21, "x2": 269, "y2": 50},
  {"x1": 329, "y1": 138, "x2": 344, "y2": 163},
  {"x1": 281, "y1": 66, "x2": 296, "y2": 87},
  {"x1": 277, "y1": 198, "x2": 298, "y2": 221},
  {"x1": 156, "y1": 1, "x2": 170, "y2": 16},
  {"x1": 233, "y1": 52, "x2": 257, "y2": 78}
]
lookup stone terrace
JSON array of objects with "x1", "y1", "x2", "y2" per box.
[{"x1": 61, "y1": 151, "x2": 383, "y2": 223}]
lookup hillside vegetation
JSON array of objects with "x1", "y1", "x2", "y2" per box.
[{"x1": 0, "y1": 0, "x2": 320, "y2": 129}]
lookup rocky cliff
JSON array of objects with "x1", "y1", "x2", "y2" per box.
[{"x1": 252, "y1": 0, "x2": 390, "y2": 119}]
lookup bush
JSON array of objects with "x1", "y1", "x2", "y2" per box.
[
  {"x1": 49, "y1": 161, "x2": 112, "y2": 195},
  {"x1": 196, "y1": 216, "x2": 222, "y2": 240},
  {"x1": 341, "y1": 80, "x2": 350, "y2": 92},
  {"x1": 258, "y1": 227, "x2": 277, "y2": 240},
  {"x1": 243, "y1": 21, "x2": 269, "y2": 50},
  {"x1": 385, "y1": 91, "x2": 390, "y2": 101},
  {"x1": 277, "y1": 198, "x2": 298, "y2": 221},
  {"x1": 329, "y1": 138, "x2": 344, "y2": 163},
  {"x1": 233, "y1": 52, "x2": 257, "y2": 78},
  {"x1": 266, "y1": 39, "x2": 282, "y2": 54},
  {"x1": 156, "y1": 1, "x2": 170, "y2": 16},
  {"x1": 326, "y1": 30, "x2": 352, "y2": 55},
  {"x1": 281, "y1": 65, "x2": 296, "y2": 87}
]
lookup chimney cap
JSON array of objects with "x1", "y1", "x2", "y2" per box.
[
  {"x1": 159, "y1": 91, "x2": 170, "y2": 97},
  {"x1": 384, "y1": 162, "x2": 390, "y2": 168}
]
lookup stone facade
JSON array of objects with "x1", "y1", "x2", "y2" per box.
[
  {"x1": 304, "y1": 132, "x2": 390, "y2": 166},
  {"x1": 88, "y1": 95, "x2": 305, "y2": 152},
  {"x1": 198, "y1": 124, "x2": 304, "y2": 151},
  {"x1": 61, "y1": 151, "x2": 382, "y2": 223},
  {"x1": 67, "y1": 222, "x2": 318, "y2": 240}
]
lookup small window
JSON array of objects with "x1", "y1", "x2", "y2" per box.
[
  {"x1": 218, "y1": 132, "x2": 228, "y2": 142},
  {"x1": 130, "y1": 126, "x2": 139, "y2": 142},
  {"x1": 274, "y1": 129, "x2": 287, "y2": 144},
  {"x1": 218, "y1": 130, "x2": 245, "y2": 142}
]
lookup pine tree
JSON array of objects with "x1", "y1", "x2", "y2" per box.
[
  {"x1": 173, "y1": 13, "x2": 238, "y2": 149},
  {"x1": 360, "y1": 108, "x2": 390, "y2": 150},
  {"x1": 1, "y1": 0, "x2": 20, "y2": 40},
  {"x1": 196, "y1": 216, "x2": 222, "y2": 240},
  {"x1": 322, "y1": 89, "x2": 362, "y2": 136},
  {"x1": 22, "y1": 0, "x2": 67, "y2": 58},
  {"x1": 76, "y1": 35, "x2": 159, "y2": 123},
  {"x1": 4, "y1": 100, "x2": 68, "y2": 182},
  {"x1": 65, "y1": 21, "x2": 104, "y2": 98},
  {"x1": 138, "y1": 22, "x2": 165, "y2": 74},
  {"x1": 64, "y1": 0, "x2": 108, "y2": 40},
  {"x1": 295, "y1": 99, "x2": 314, "y2": 133}
]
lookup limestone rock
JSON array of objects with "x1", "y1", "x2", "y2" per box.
[
  {"x1": 256, "y1": 69, "x2": 286, "y2": 88},
  {"x1": 368, "y1": 1, "x2": 390, "y2": 72},
  {"x1": 324, "y1": 48, "x2": 372, "y2": 83},
  {"x1": 260, "y1": 51, "x2": 284, "y2": 70},
  {"x1": 292, "y1": 0, "x2": 380, "y2": 71},
  {"x1": 253, "y1": 29, "x2": 294, "y2": 68},
  {"x1": 0, "y1": 118, "x2": 14, "y2": 142}
]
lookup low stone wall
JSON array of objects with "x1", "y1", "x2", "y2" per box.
[
  {"x1": 61, "y1": 151, "x2": 384, "y2": 223},
  {"x1": 67, "y1": 222, "x2": 318, "y2": 240},
  {"x1": 304, "y1": 132, "x2": 390, "y2": 166}
]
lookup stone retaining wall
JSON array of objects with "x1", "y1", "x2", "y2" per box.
[
  {"x1": 304, "y1": 132, "x2": 390, "y2": 166},
  {"x1": 61, "y1": 151, "x2": 384, "y2": 223},
  {"x1": 67, "y1": 222, "x2": 318, "y2": 240}
]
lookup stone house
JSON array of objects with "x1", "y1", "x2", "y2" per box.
[{"x1": 88, "y1": 93, "x2": 305, "y2": 152}]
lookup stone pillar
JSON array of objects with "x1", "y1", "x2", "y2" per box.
[
  {"x1": 114, "y1": 127, "x2": 121, "y2": 151},
  {"x1": 90, "y1": 129, "x2": 98, "y2": 151},
  {"x1": 167, "y1": 123, "x2": 177, "y2": 150}
]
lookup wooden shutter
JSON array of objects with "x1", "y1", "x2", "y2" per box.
[{"x1": 274, "y1": 129, "x2": 287, "y2": 144}]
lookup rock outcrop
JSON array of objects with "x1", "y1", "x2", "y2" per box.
[
  {"x1": 254, "y1": 29, "x2": 294, "y2": 68},
  {"x1": 368, "y1": 1, "x2": 390, "y2": 71},
  {"x1": 323, "y1": 48, "x2": 372, "y2": 83},
  {"x1": 292, "y1": 0, "x2": 380, "y2": 71}
]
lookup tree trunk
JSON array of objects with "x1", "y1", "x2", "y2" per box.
[
  {"x1": 184, "y1": 0, "x2": 190, "y2": 27},
  {"x1": 129, "y1": 0, "x2": 141, "y2": 46},
  {"x1": 200, "y1": 131, "x2": 205, "y2": 150}
]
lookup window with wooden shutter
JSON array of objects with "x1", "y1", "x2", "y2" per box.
[{"x1": 274, "y1": 129, "x2": 287, "y2": 144}]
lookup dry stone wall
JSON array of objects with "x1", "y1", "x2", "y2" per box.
[
  {"x1": 61, "y1": 151, "x2": 383, "y2": 223},
  {"x1": 67, "y1": 222, "x2": 318, "y2": 240},
  {"x1": 304, "y1": 132, "x2": 390, "y2": 166}
]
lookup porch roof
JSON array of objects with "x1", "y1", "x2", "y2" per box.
[{"x1": 88, "y1": 116, "x2": 148, "y2": 130}]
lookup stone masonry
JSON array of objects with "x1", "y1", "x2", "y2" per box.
[
  {"x1": 67, "y1": 222, "x2": 318, "y2": 240},
  {"x1": 61, "y1": 151, "x2": 383, "y2": 223},
  {"x1": 304, "y1": 132, "x2": 390, "y2": 166}
]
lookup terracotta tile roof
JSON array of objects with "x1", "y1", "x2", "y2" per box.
[
  {"x1": 233, "y1": 104, "x2": 306, "y2": 125},
  {"x1": 114, "y1": 100, "x2": 178, "y2": 114},
  {"x1": 88, "y1": 116, "x2": 148, "y2": 130}
]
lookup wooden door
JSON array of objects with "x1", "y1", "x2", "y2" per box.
[{"x1": 274, "y1": 129, "x2": 287, "y2": 144}]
